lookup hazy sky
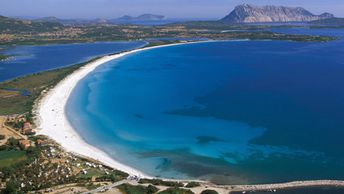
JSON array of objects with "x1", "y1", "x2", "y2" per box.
[{"x1": 0, "y1": 0, "x2": 343, "y2": 19}]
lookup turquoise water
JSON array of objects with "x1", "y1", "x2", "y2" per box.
[
  {"x1": 67, "y1": 29, "x2": 344, "y2": 184},
  {"x1": 0, "y1": 41, "x2": 146, "y2": 82}
]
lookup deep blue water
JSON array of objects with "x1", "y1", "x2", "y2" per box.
[
  {"x1": 0, "y1": 41, "x2": 146, "y2": 82},
  {"x1": 231, "y1": 186, "x2": 344, "y2": 194},
  {"x1": 66, "y1": 29, "x2": 344, "y2": 184}
]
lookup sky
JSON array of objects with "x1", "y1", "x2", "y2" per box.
[{"x1": 0, "y1": 0, "x2": 343, "y2": 19}]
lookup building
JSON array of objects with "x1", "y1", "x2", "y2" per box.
[
  {"x1": 19, "y1": 139, "x2": 31, "y2": 150},
  {"x1": 22, "y1": 122, "x2": 33, "y2": 135},
  {"x1": 36, "y1": 139, "x2": 47, "y2": 146},
  {"x1": 7, "y1": 114, "x2": 26, "y2": 123}
]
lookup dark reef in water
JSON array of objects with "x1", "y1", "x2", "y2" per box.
[{"x1": 196, "y1": 136, "x2": 225, "y2": 145}]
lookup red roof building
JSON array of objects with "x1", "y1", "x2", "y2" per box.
[
  {"x1": 22, "y1": 122, "x2": 33, "y2": 135},
  {"x1": 19, "y1": 139, "x2": 31, "y2": 150}
]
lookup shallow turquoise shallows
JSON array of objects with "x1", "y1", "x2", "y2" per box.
[{"x1": 67, "y1": 29, "x2": 344, "y2": 184}]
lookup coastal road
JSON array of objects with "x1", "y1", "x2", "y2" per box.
[{"x1": 82, "y1": 179, "x2": 129, "y2": 194}]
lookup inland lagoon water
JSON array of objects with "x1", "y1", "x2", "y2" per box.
[
  {"x1": 0, "y1": 41, "x2": 146, "y2": 82},
  {"x1": 66, "y1": 29, "x2": 344, "y2": 184}
]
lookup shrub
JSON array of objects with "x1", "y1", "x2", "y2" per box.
[
  {"x1": 117, "y1": 183, "x2": 158, "y2": 194},
  {"x1": 185, "y1": 182, "x2": 200, "y2": 188},
  {"x1": 6, "y1": 138, "x2": 19, "y2": 150},
  {"x1": 3, "y1": 179, "x2": 20, "y2": 194},
  {"x1": 0, "y1": 145, "x2": 8, "y2": 151},
  {"x1": 139, "y1": 178, "x2": 184, "y2": 187},
  {"x1": 158, "y1": 187, "x2": 194, "y2": 194},
  {"x1": 200, "y1": 190, "x2": 219, "y2": 194}
]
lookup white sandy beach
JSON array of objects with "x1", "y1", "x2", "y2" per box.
[{"x1": 35, "y1": 42, "x2": 200, "y2": 178}]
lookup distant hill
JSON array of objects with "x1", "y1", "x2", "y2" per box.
[
  {"x1": 34, "y1": 16, "x2": 109, "y2": 25},
  {"x1": 117, "y1": 15, "x2": 133, "y2": 20},
  {"x1": 221, "y1": 4, "x2": 334, "y2": 23},
  {"x1": 115, "y1": 14, "x2": 165, "y2": 21},
  {"x1": 0, "y1": 15, "x2": 63, "y2": 33},
  {"x1": 309, "y1": 18, "x2": 344, "y2": 26},
  {"x1": 32, "y1": 14, "x2": 165, "y2": 25},
  {"x1": 34, "y1": 16, "x2": 60, "y2": 23}
]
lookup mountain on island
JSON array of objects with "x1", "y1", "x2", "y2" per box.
[
  {"x1": 221, "y1": 4, "x2": 334, "y2": 23},
  {"x1": 116, "y1": 14, "x2": 165, "y2": 21}
]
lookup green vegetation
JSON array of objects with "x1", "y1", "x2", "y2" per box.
[
  {"x1": 77, "y1": 168, "x2": 128, "y2": 183},
  {"x1": 200, "y1": 190, "x2": 219, "y2": 194},
  {"x1": 96, "y1": 170, "x2": 129, "y2": 182},
  {"x1": 0, "y1": 15, "x2": 336, "y2": 46},
  {"x1": 117, "y1": 183, "x2": 158, "y2": 194},
  {"x1": 144, "y1": 40, "x2": 180, "y2": 48},
  {"x1": 139, "y1": 178, "x2": 184, "y2": 187},
  {"x1": 0, "y1": 15, "x2": 63, "y2": 34},
  {"x1": 0, "y1": 55, "x2": 9, "y2": 60},
  {"x1": 78, "y1": 168, "x2": 104, "y2": 179},
  {"x1": 176, "y1": 21, "x2": 268, "y2": 30},
  {"x1": 86, "y1": 183, "x2": 101, "y2": 190},
  {"x1": 0, "y1": 136, "x2": 128, "y2": 193},
  {"x1": 185, "y1": 182, "x2": 201, "y2": 188},
  {"x1": 309, "y1": 18, "x2": 344, "y2": 27},
  {"x1": 0, "y1": 57, "x2": 100, "y2": 115},
  {"x1": 0, "y1": 140, "x2": 42, "y2": 193},
  {"x1": 0, "y1": 150, "x2": 26, "y2": 168},
  {"x1": 143, "y1": 39, "x2": 196, "y2": 49},
  {"x1": 158, "y1": 187, "x2": 194, "y2": 194}
]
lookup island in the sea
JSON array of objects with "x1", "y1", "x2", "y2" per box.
[{"x1": 221, "y1": 4, "x2": 334, "y2": 23}]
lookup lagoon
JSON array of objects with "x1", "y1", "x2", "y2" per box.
[{"x1": 0, "y1": 41, "x2": 145, "y2": 82}]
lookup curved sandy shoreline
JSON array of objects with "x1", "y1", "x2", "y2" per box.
[
  {"x1": 35, "y1": 40, "x2": 344, "y2": 190},
  {"x1": 35, "y1": 41, "x2": 205, "y2": 179}
]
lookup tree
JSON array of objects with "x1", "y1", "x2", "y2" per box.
[
  {"x1": 7, "y1": 137, "x2": 19, "y2": 149},
  {"x1": 3, "y1": 179, "x2": 20, "y2": 194},
  {"x1": 200, "y1": 190, "x2": 219, "y2": 194},
  {"x1": 147, "y1": 185, "x2": 158, "y2": 194}
]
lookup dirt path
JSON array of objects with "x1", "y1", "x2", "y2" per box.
[{"x1": 0, "y1": 116, "x2": 26, "y2": 145}]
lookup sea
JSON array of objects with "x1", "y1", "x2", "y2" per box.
[
  {"x1": 0, "y1": 41, "x2": 146, "y2": 82},
  {"x1": 230, "y1": 186, "x2": 344, "y2": 194},
  {"x1": 65, "y1": 28, "x2": 344, "y2": 184}
]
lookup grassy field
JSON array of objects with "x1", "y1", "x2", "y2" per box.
[
  {"x1": 0, "y1": 150, "x2": 26, "y2": 168},
  {"x1": 0, "y1": 89, "x2": 20, "y2": 98},
  {"x1": 0, "y1": 57, "x2": 101, "y2": 115},
  {"x1": 77, "y1": 168, "x2": 105, "y2": 179}
]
